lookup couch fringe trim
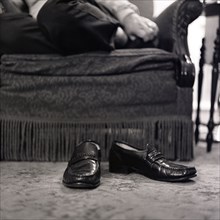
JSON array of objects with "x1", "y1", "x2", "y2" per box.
[{"x1": 0, "y1": 118, "x2": 193, "y2": 161}]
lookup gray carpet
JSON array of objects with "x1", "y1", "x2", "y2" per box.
[{"x1": 1, "y1": 143, "x2": 219, "y2": 220}]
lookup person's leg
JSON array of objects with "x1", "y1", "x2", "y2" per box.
[
  {"x1": 0, "y1": 0, "x2": 21, "y2": 13},
  {"x1": 0, "y1": 0, "x2": 60, "y2": 54},
  {"x1": 0, "y1": 12, "x2": 60, "y2": 54},
  {"x1": 37, "y1": 0, "x2": 120, "y2": 55},
  {"x1": 0, "y1": 12, "x2": 61, "y2": 54}
]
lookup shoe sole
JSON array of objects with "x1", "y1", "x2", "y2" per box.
[
  {"x1": 135, "y1": 169, "x2": 197, "y2": 182},
  {"x1": 109, "y1": 166, "x2": 197, "y2": 182},
  {"x1": 63, "y1": 180, "x2": 100, "y2": 189},
  {"x1": 154, "y1": 173, "x2": 197, "y2": 182}
]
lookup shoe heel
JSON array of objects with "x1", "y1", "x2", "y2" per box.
[{"x1": 109, "y1": 151, "x2": 131, "y2": 174}]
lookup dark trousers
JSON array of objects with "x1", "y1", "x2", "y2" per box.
[
  {"x1": 0, "y1": 0, "x2": 119, "y2": 55},
  {"x1": 0, "y1": 0, "x2": 156, "y2": 55},
  {"x1": 37, "y1": 0, "x2": 120, "y2": 55},
  {"x1": 0, "y1": 12, "x2": 60, "y2": 54}
]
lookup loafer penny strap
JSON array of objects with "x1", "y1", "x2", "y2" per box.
[
  {"x1": 147, "y1": 150, "x2": 165, "y2": 162},
  {"x1": 69, "y1": 153, "x2": 99, "y2": 165}
]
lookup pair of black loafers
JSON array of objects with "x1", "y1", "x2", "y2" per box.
[{"x1": 63, "y1": 140, "x2": 197, "y2": 189}]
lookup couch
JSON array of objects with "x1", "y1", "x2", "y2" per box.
[{"x1": 0, "y1": 0, "x2": 203, "y2": 161}]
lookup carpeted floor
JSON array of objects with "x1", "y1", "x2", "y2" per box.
[{"x1": 0, "y1": 143, "x2": 219, "y2": 220}]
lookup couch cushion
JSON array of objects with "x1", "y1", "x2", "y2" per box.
[{"x1": 0, "y1": 48, "x2": 179, "y2": 121}]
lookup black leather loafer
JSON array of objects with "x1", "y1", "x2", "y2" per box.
[
  {"x1": 109, "y1": 141, "x2": 197, "y2": 182},
  {"x1": 63, "y1": 140, "x2": 101, "y2": 189}
]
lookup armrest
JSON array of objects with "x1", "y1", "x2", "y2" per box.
[{"x1": 154, "y1": 0, "x2": 203, "y2": 87}]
